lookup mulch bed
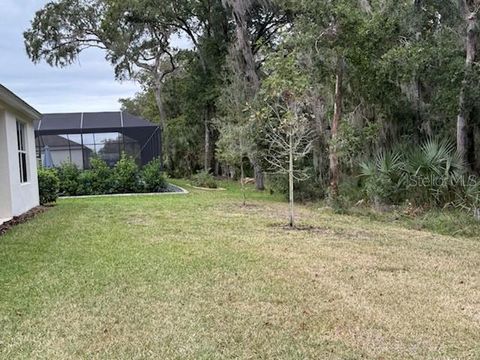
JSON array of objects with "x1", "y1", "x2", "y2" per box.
[{"x1": 0, "y1": 206, "x2": 50, "y2": 236}]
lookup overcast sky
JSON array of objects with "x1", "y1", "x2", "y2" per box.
[{"x1": 0, "y1": 0, "x2": 143, "y2": 113}]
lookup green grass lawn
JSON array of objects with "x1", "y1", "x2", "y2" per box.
[{"x1": 1, "y1": 181, "x2": 479, "y2": 359}]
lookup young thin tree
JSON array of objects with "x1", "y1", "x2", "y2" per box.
[
  {"x1": 258, "y1": 50, "x2": 314, "y2": 227},
  {"x1": 329, "y1": 55, "x2": 344, "y2": 200},
  {"x1": 216, "y1": 61, "x2": 256, "y2": 205},
  {"x1": 216, "y1": 122, "x2": 253, "y2": 205},
  {"x1": 262, "y1": 99, "x2": 314, "y2": 227}
]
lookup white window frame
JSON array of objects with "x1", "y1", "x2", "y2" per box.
[{"x1": 16, "y1": 120, "x2": 28, "y2": 183}]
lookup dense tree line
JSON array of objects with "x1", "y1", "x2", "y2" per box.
[{"x1": 25, "y1": 0, "x2": 480, "y2": 214}]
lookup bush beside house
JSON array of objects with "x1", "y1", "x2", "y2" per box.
[
  {"x1": 38, "y1": 168, "x2": 60, "y2": 205},
  {"x1": 112, "y1": 154, "x2": 141, "y2": 193},
  {"x1": 142, "y1": 158, "x2": 167, "y2": 192},
  {"x1": 38, "y1": 154, "x2": 167, "y2": 199}
]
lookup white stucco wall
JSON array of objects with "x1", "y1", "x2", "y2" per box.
[
  {"x1": 0, "y1": 110, "x2": 13, "y2": 220},
  {"x1": 0, "y1": 108, "x2": 39, "y2": 220}
]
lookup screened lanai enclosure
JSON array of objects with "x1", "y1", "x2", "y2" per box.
[{"x1": 35, "y1": 112, "x2": 161, "y2": 169}]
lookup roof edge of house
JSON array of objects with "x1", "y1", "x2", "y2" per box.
[{"x1": 0, "y1": 84, "x2": 41, "y2": 120}]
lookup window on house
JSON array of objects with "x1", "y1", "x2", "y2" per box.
[{"x1": 16, "y1": 121, "x2": 28, "y2": 183}]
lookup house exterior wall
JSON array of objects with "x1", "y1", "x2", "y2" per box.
[
  {"x1": 0, "y1": 107, "x2": 39, "y2": 220},
  {"x1": 0, "y1": 110, "x2": 13, "y2": 220}
]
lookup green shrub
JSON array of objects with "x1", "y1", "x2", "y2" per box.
[
  {"x1": 112, "y1": 153, "x2": 140, "y2": 193},
  {"x1": 38, "y1": 168, "x2": 60, "y2": 204},
  {"x1": 191, "y1": 171, "x2": 217, "y2": 189},
  {"x1": 453, "y1": 177, "x2": 480, "y2": 215},
  {"x1": 77, "y1": 170, "x2": 95, "y2": 195},
  {"x1": 141, "y1": 158, "x2": 167, "y2": 192},
  {"x1": 266, "y1": 174, "x2": 289, "y2": 196},
  {"x1": 338, "y1": 175, "x2": 364, "y2": 204},
  {"x1": 404, "y1": 139, "x2": 465, "y2": 207},
  {"x1": 54, "y1": 156, "x2": 170, "y2": 196},
  {"x1": 57, "y1": 162, "x2": 81, "y2": 196},
  {"x1": 89, "y1": 157, "x2": 113, "y2": 194},
  {"x1": 359, "y1": 139, "x2": 480, "y2": 215},
  {"x1": 359, "y1": 150, "x2": 405, "y2": 206},
  {"x1": 267, "y1": 173, "x2": 325, "y2": 203}
]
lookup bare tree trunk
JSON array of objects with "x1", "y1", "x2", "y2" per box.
[
  {"x1": 153, "y1": 80, "x2": 167, "y2": 132},
  {"x1": 458, "y1": 107, "x2": 468, "y2": 160},
  {"x1": 250, "y1": 156, "x2": 265, "y2": 191},
  {"x1": 474, "y1": 123, "x2": 480, "y2": 173},
  {"x1": 223, "y1": 0, "x2": 260, "y2": 91},
  {"x1": 234, "y1": 2, "x2": 265, "y2": 190},
  {"x1": 235, "y1": 25, "x2": 260, "y2": 91},
  {"x1": 153, "y1": 79, "x2": 168, "y2": 170},
  {"x1": 329, "y1": 56, "x2": 344, "y2": 199},
  {"x1": 288, "y1": 131, "x2": 294, "y2": 227},
  {"x1": 311, "y1": 92, "x2": 329, "y2": 185},
  {"x1": 204, "y1": 108, "x2": 210, "y2": 172},
  {"x1": 240, "y1": 159, "x2": 246, "y2": 206},
  {"x1": 414, "y1": 0, "x2": 435, "y2": 139},
  {"x1": 227, "y1": 0, "x2": 260, "y2": 92},
  {"x1": 224, "y1": 0, "x2": 265, "y2": 190},
  {"x1": 457, "y1": 4, "x2": 478, "y2": 170},
  {"x1": 256, "y1": 167, "x2": 265, "y2": 190}
]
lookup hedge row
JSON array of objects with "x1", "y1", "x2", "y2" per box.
[{"x1": 38, "y1": 154, "x2": 166, "y2": 204}]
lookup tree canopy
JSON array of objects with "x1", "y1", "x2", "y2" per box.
[{"x1": 25, "y1": 0, "x2": 480, "y2": 214}]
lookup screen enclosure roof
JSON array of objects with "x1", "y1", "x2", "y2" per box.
[{"x1": 35, "y1": 112, "x2": 159, "y2": 134}]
